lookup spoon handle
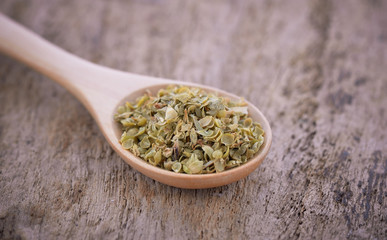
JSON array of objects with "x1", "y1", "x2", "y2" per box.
[
  {"x1": 0, "y1": 13, "x2": 171, "y2": 108},
  {"x1": 0, "y1": 13, "x2": 99, "y2": 97}
]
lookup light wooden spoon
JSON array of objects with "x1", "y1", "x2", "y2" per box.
[{"x1": 0, "y1": 13, "x2": 272, "y2": 189}]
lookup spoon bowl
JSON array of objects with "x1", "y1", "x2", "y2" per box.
[
  {"x1": 0, "y1": 13, "x2": 272, "y2": 189},
  {"x1": 110, "y1": 83, "x2": 272, "y2": 188}
]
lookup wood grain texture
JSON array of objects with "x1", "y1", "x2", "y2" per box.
[{"x1": 0, "y1": 0, "x2": 386, "y2": 239}]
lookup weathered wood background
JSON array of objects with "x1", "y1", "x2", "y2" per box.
[{"x1": 1, "y1": 0, "x2": 386, "y2": 239}]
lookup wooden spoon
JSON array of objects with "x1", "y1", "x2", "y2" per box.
[{"x1": 0, "y1": 14, "x2": 272, "y2": 189}]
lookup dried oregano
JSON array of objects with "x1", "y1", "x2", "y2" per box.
[{"x1": 114, "y1": 85, "x2": 264, "y2": 174}]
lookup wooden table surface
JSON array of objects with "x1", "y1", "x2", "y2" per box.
[{"x1": 1, "y1": 0, "x2": 386, "y2": 239}]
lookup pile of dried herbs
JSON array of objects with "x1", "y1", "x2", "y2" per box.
[{"x1": 114, "y1": 85, "x2": 264, "y2": 174}]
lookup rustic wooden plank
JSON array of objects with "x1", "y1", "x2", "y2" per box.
[{"x1": 0, "y1": 0, "x2": 386, "y2": 239}]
